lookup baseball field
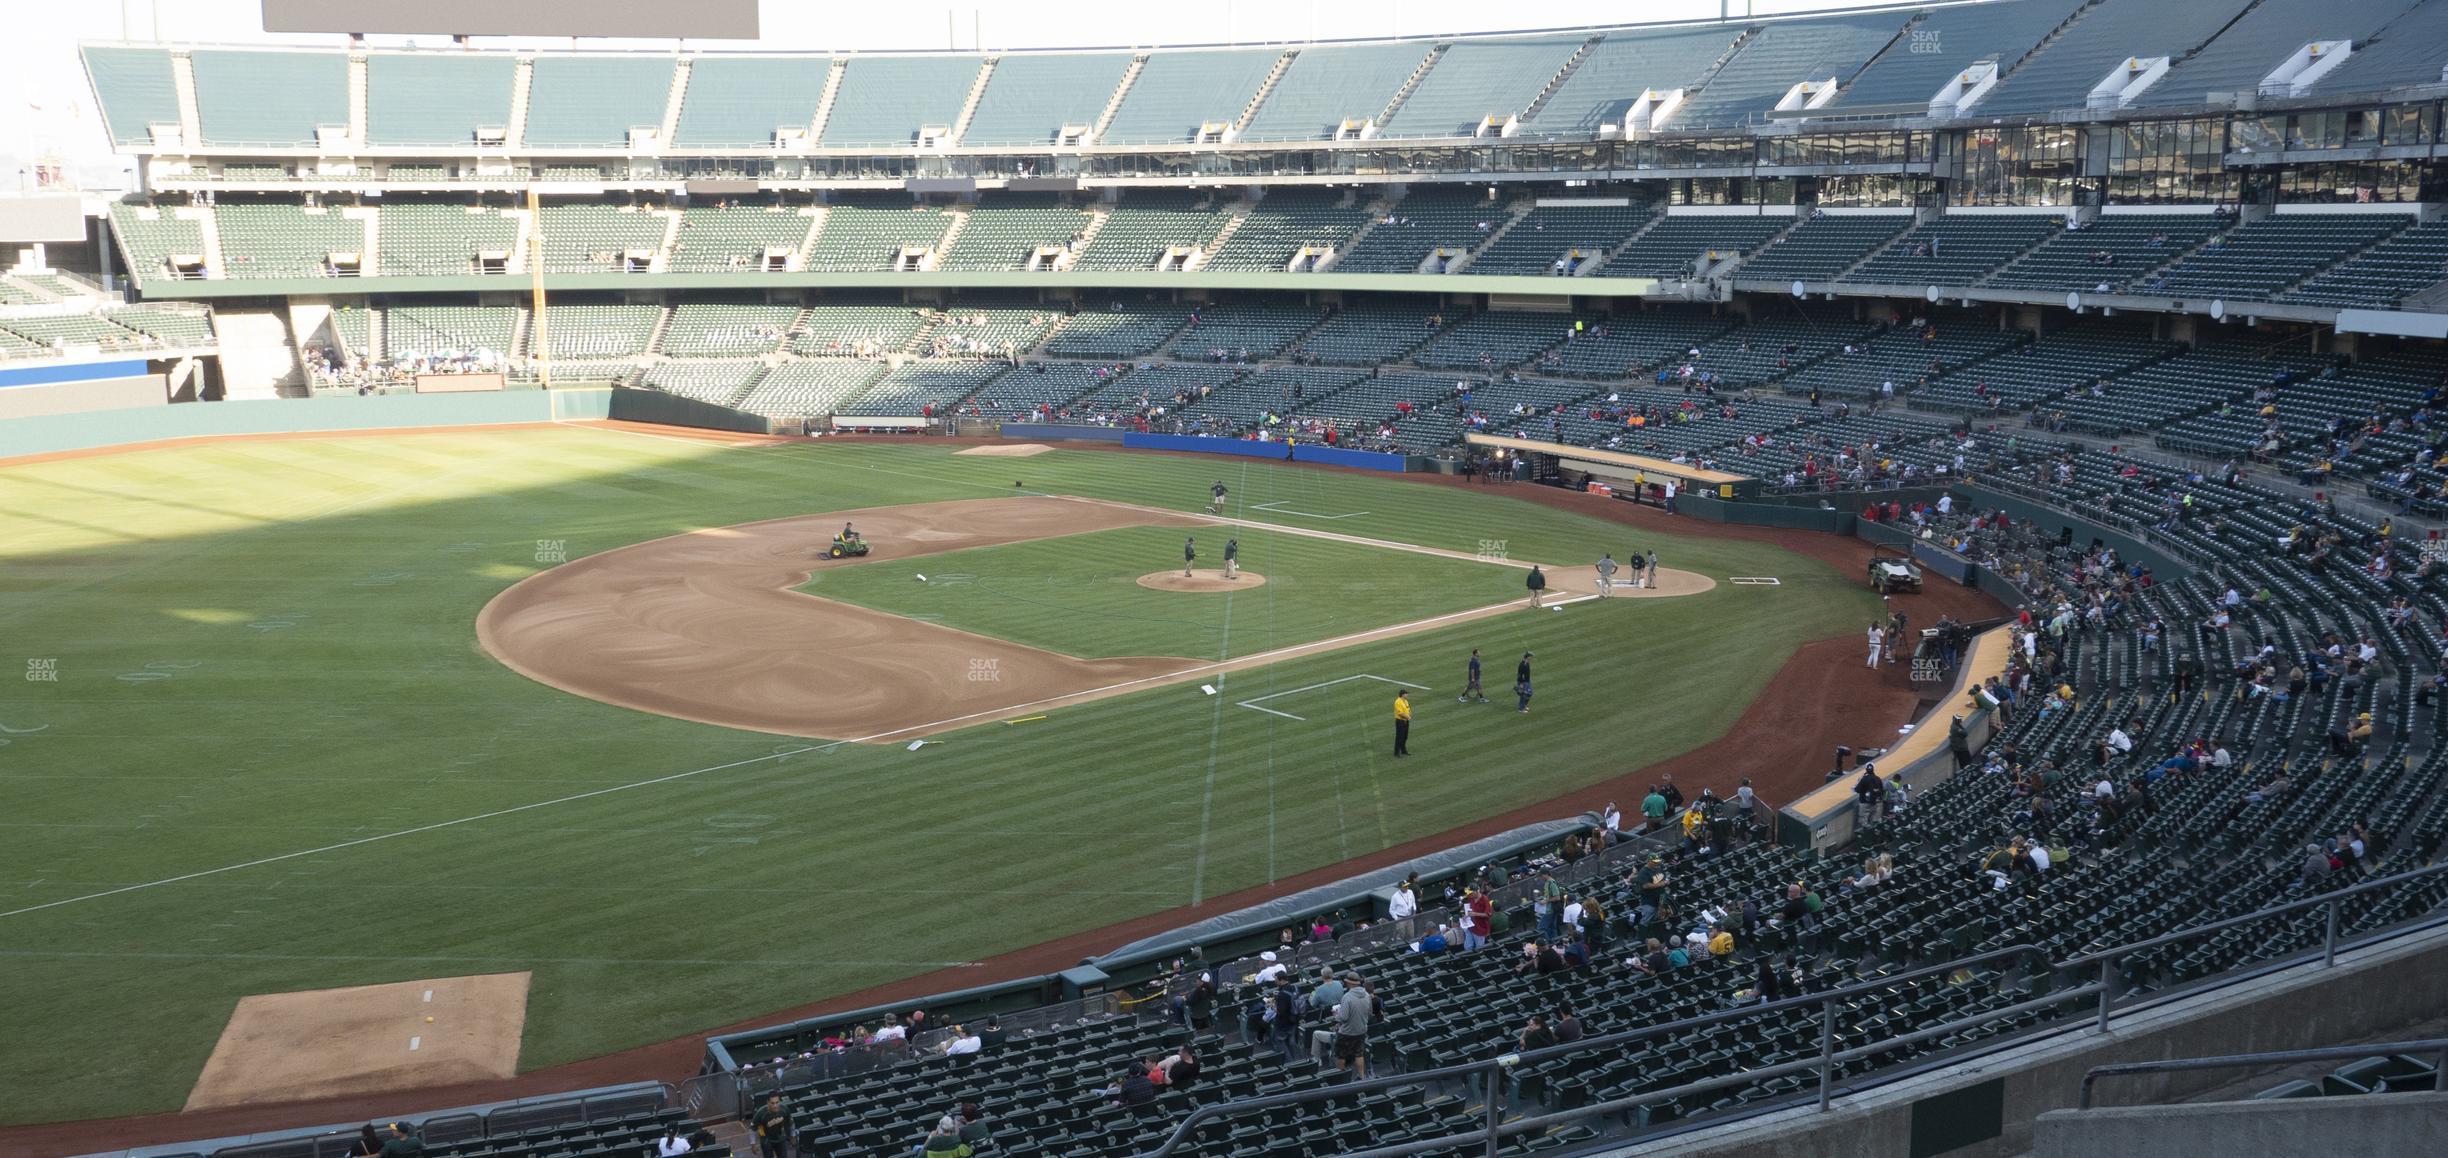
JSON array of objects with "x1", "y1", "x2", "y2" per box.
[{"x1": 0, "y1": 425, "x2": 1884, "y2": 1127}]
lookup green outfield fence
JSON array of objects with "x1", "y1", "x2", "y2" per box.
[{"x1": 0, "y1": 389, "x2": 613, "y2": 461}]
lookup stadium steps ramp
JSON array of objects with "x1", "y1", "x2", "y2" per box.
[
  {"x1": 927, "y1": 207, "x2": 973, "y2": 270},
  {"x1": 949, "y1": 58, "x2": 997, "y2": 145},
  {"x1": 657, "y1": 59, "x2": 690, "y2": 144},
  {"x1": 1315, "y1": 193, "x2": 1398, "y2": 272},
  {"x1": 170, "y1": 51, "x2": 203, "y2": 143},
  {"x1": 1375, "y1": 44, "x2": 1448, "y2": 127},
  {"x1": 1726, "y1": 214, "x2": 1812, "y2": 279},
  {"x1": 1450, "y1": 198, "x2": 1539, "y2": 273},
  {"x1": 1092, "y1": 55, "x2": 1146, "y2": 140},
  {"x1": 1582, "y1": 212, "x2": 1673, "y2": 277},
  {"x1": 505, "y1": 58, "x2": 532, "y2": 147},
  {"x1": 1234, "y1": 50, "x2": 1297, "y2": 136},
  {"x1": 645, "y1": 305, "x2": 674, "y2": 356},
  {"x1": 1194, "y1": 203, "x2": 1250, "y2": 268},
  {"x1": 807, "y1": 59, "x2": 846, "y2": 143},
  {"x1": 347, "y1": 52, "x2": 369, "y2": 145},
  {"x1": 1518, "y1": 35, "x2": 1605, "y2": 124}
]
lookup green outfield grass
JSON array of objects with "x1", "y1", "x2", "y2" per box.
[
  {"x1": 0, "y1": 430, "x2": 1880, "y2": 1126},
  {"x1": 805, "y1": 525, "x2": 1519, "y2": 660}
]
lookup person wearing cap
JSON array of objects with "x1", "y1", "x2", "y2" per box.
[
  {"x1": 750, "y1": 1097, "x2": 791, "y2": 1158},
  {"x1": 1269, "y1": 972, "x2": 1302, "y2": 1060},
  {"x1": 1463, "y1": 886, "x2": 1494, "y2": 951},
  {"x1": 1209, "y1": 480, "x2": 1228, "y2": 513},
  {"x1": 1392, "y1": 688, "x2": 1412, "y2": 757},
  {"x1": 1224, "y1": 536, "x2": 1240, "y2": 580},
  {"x1": 1332, "y1": 975, "x2": 1374, "y2": 1077},
  {"x1": 939, "y1": 1024, "x2": 983, "y2": 1060},
  {"x1": 1526, "y1": 564, "x2": 1547, "y2": 608},
  {"x1": 378, "y1": 1125, "x2": 424, "y2": 1158},
  {"x1": 1595, "y1": 553, "x2": 1618, "y2": 597},
  {"x1": 1515, "y1": 651, "x2": 1534, "y2": 713},
  {"x1": 1388, "y1": 875, "x2": 1418, "y2": 937},
  {"x1": 1253, "y1": 949, "x2": 1287, "y2": 984},
  {"x1": 1182, "y1": 536, "x2": 1196, "y2": 578}
]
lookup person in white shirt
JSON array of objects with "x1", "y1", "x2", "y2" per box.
[
  {"x1": 1601, "y1": 801, "x2": 1623, "y2": 834},
  {"x1": 870, "y1": 1019, "x2": 908, "y2": 1044},
  {"x1": 2093, "y1": 777, "x2": 2115, "y2": 801},
  {"x1": 2107, "y1": 727, "x2": 2133, "y2": 754},
  {"x1": 941, "y1": 1027, "x2": 983, "y2": 1058},
  {"x1": 2028, "y1": 843, "x2": 2052, "y2": 872},
  {"x1": 2211, "y1": 744, "x2": 2234, "y2": 769},
  {"x1": 1254, "y1": 951, "x2": 1288, "y2": 984},
  {"x1": 1561, "y1": 898, "x2": 1585, "y2": 934},
  {"x1": 1387, "y1": 883, "x2": 1417, "y2": 927},
  {"x1": 656, "y1": 1128, "x2": 693, "y2": 1158},
  {"x1": 1868, "y1": 623, "x2": 1884, "y2": 668}
]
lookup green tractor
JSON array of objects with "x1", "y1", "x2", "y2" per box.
[{"x1": 827, "y1": 531, "x2": 871, "y2": 559}]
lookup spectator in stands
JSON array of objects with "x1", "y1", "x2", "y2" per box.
[
  {"x1": 378, "y1": 1124, "x2": 424, "y2": 1158},
  {"x1": 976, "y1": 1015, "x2": 1004, "y2": 1054},
  {"x1": 1517, "y1": 1014, "x2": 1557, "y2": 1051},
  {"x1": 656, "y1": 1126, "x2": 692, "y2": 1158},
  {"x1": 1108, "y1": 1062, "x2": 1158, "y2": 1109},
  {"x1": 750, "y1": 1097, "x2": 791, "y2": 1158},
  {"x1": 2299, "y1": 843, "x2": 2335, "y2": 889},
  {"x1": 354, "y1": 1127, "x2": 383, "y2": 1158},
  {"x1": 940, "y1": 1025, "x2": 982, "y2": 1060},
  {"x1": 1269, "y1": 972, "x2": 1302, "y2": 1059},
  {"x1": 1333, "y1": 973, "x2": 1374, "y2": 1077},
  {"x1": 1463, "y1": 887, "x2": 1494, "y2": 950}
]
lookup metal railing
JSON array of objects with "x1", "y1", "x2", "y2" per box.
[
  {"x1": 1144, "y1": 944, "x2": 2066, "y2": 1158},
  {"x1": 1143, "y1": 860, "x2": 2448, "y2": 1157},
  {"x1": 2078, "y1": 1037, "x2": 2448, "y2": 1108}
]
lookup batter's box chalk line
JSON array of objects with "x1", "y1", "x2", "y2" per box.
[
  {"x1": 1235, "y1": 674, "x2": 1432, "y2": 722},
  {"x1": 1728, "y1": 577, "x2": 1783, "y2": 585}
]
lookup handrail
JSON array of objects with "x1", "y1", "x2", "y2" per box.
[
  {"x1": 1141, "y1": 943, "x2": 2050, "y2": 1157},
  {"x1": 2078, "y1": 1037, "x2": 2448, "y2": 1109},
  {"x1": 1141, "y1": 861, "x2": 2448, "y2": 1156}
]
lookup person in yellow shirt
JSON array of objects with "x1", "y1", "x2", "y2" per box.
[
  {"x1": 1680, "y1": 806, "x2": 1705, "y2": 842},
  {"x1": 1392, "y1": 690, "x2": 1412, "y2": 757},
  {"x1": 1707, "y1": 926, "x2": 1735, "y2": 958}
]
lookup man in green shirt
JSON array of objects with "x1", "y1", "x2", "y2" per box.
[
  {"x1": 1641, "y1": 787, "x2": 1670, "y2": 831},
  {"x1": 752, "y1": 1095, "x2": 792, "y2": 1158},
  {"x1": 378, "y1": 1125, "x2": 424, "y2": 1158}
]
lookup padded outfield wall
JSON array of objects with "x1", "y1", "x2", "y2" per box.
[{"x1": 0, "y1": 389, "x2": 611, "y2": 460}]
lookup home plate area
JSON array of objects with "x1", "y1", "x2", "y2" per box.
[{"x1": 1234, "y1": 674, "x2": 1430, "y2": 722}]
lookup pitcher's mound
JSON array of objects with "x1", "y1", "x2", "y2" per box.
[
  {"x1": 186, "y1": 972, "x2": 530, "y2": 1110},
  {"x1": 1139, "y1": 569, "x2": 1267, "y2": 592},
  {"x1": 954, "y1": 443, "x2": 1053, "y2": 457}
]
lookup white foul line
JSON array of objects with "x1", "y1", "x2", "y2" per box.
[
  {"x1": 1234, "y1": 674, "x2": 1431, "y2": 722},
  {"x1": 0, "y1": 746, "x2": 817, "y2": 921},
  {"x1": 1249, "y1": 500, "x2": 1372, "y2": 521}
]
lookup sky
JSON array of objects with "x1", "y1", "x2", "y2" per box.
[{"x1": 2, "y1": 0, "x2": 1902, "y2": 189}]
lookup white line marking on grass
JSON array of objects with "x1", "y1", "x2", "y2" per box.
[
  {"x1": 1185, "y1": 461, "x2": 1248, "y2": 907},
  {"x1": 1234, "y1": 674, "x2": 1431, "y2": 721},
  {"x1": 0, "y1": 746, "x2": 816, "y2": 921},
  {"x1": 1250, "y1": 500, "x2": 1371, "y2": 520}
]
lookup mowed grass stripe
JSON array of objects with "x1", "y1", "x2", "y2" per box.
[{"x1": 0, "y1": 430, "x2": 1874, "y2": 1124}]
